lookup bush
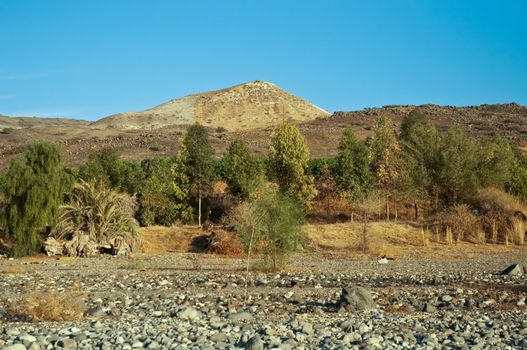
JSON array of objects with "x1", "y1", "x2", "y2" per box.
[
  {"x1": 0, "y1": 127, "x2": 14, "y2": 134},
  {"x1": 472, "y1": 187, "x2": 527, "y2": 244},
  {"x1": 308, "y1": 157, "x2": 337, "y2": 180},
  {"x1": 1, "y1": 142, "x2": 69, "y2": 257},
  {"x1": 230, "y1": 189, "x2": 304, "y2": 271},
  {"x1": 55, "y1": 181, "x2": 139, "y2": 249},
  {"x1": 223, "y1": 139, "x2": 265, "y2": 200},
  {"x1": 9, "y1": 287, "x2": 85, "y2": 322},
  {"x1": 138, "y1": 157, "x2": 182, "y2": 226},
  {"x1": 435, "y1": 204, "x2": 481, "y2": 243}
]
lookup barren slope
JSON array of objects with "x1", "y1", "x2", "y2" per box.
[{"x1": 92, "y1": 81, "x2": 330, "y2": 131}]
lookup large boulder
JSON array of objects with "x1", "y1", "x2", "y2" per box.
[{"x1": 337, "y1": 286, "x2": 375, "y2": 312}]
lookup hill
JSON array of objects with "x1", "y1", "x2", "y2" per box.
[{"x1": 92, "y1": 80, "x2": 330, "y2": 131}]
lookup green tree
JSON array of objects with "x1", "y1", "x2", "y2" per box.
[
  {"x1": 308, "y1": 157, "x2": 337, "y2": 180},
  {"x1": 1, "y1": 142, "x2": 69, "y2": 257},
  {"x1": 224, "y1": 139, "x2": 264, "y2": 200},
  {"x1": 435, "y1": 128, "x2": 480, "y2": 205},
  {"x1": 230, "y1": 189, "x2": 304, "y2": 271},
  {"x1": 269, "y1": 123, "x2": 315, "y2": 208},
  {"x1": 175, "y1": 124, "x2": 214, "y2": 226},
  {"x1": 80, "y1": 147, "x2": 124, "y2": 189},
  {"x1": 398, "y1": 112, "x2": 441, "y2": 200},
  {"x1": 366, "y1": 116, "x2": 402, "y2": 219},
  {"x1": 507, "y1": 149, "x2": 527, "y2": 200},
  {"x1": 138, "y1": 157, "x2": 182, "y2": 226},
  {"x1": 477, "y1": 136, "x2": 515, "y2": 189},
  {"x1": 333, "y1": 128, "x2": 373, "y2": 201}
]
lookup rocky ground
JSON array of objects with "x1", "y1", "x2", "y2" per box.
[{"x1": 0, "y1": 252, "x2": 526, "y2": 350}]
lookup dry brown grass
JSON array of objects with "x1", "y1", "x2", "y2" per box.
[
  {"x1": 302, "y1": 221, "x2": 425, "y2": 258},
  {"x1": 138, "y1": 225, "x2": 203, "y2": 253},
  {"x1": 9, "y1": 287, "x2": 86, "y2": 322},
  {"x1": 138, "y1": 225, "x2": 242, "y2": 255}
]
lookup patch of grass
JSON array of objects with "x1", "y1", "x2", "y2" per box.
[{"x1": 9, "y1": 287, "x2": 86, "y2": 322}]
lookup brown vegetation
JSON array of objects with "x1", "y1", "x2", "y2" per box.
[{"x1": 9, "y1": 287, "x2": 86, "y2": 322}]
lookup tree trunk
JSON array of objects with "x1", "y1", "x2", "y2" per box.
[
  {"x1": 385, "y1": 196, "x2": 390, "y2": 221},
  {"x1": 198, "y1": 188, "x2": 202, "y2": 227},
  {"x1": 414, "y1": 202, "x2": 418, "y2": 221}
]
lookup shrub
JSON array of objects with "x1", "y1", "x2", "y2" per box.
[
  {"x1": 308, "y1": 157, "x2": 337, "y2": 180},
  {"x1": 54, "y1": 181, "x2": 139, "y2": 249},
  {"x1": 472, "y1": 187, "x2": 527, "y2": 244},
  {"x1": 9, "y1": 287, "x2": 85, "y2": 322},
  {"x1": 1, "y1": 142, "x2": 69, "y2": 257},
  {"x1": 435, "y1": 204, "x2": 481, "y2": 243},
  {"x1": 230, "y1": 189, "x2": 304, "y2": 271},
  {"x1": 0, "y1": 127, "x2": 14, "y2": 134}
]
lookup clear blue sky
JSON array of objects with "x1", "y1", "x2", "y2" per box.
[{"x1": 1, "y1": 0, "x2": 526, "y2": 121}]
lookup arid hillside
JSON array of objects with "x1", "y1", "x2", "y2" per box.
[
  {"x1": 91, "y1": 80, "x2": 330, "y2": 131},
  {"x1": 1, "y1": 96, "x2": 526, "y2": 170}
]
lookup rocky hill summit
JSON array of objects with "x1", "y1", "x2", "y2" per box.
[{"x1": 92, "y1": 80, "x2": 331, "y2": 131}]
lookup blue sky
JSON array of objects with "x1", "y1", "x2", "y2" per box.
[{"x1": 0, "y1": 0, "x2": 526, "y2": 121}]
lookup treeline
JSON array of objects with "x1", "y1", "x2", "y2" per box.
[{"x1": 1, "y1": 111, "x2": 527, "y2": 259}]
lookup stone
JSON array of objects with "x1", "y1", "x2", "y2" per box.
[
  {"x1": 424, "y1": 303, "x2": 437, "y2": 313},
  {"x1": 57, "y1": 338, "x2": 77, "y2": 349},
  {"x1": 245, "y1": 335, "x2": 264, "y2": 350},
  {"x1": 500, "y1": 264, "x2": 525, "y2": 276},
  {"x1": 3, "y1": 345, "x2": 27, "y2": 350},
  {"x1": 337, "y1": 286, "x2": 375, "y2": 312},
  {"x1": 178, "y1": 307, "x2": 200, "y2": 320},
  {"x1": 227, "y1": 311, "x2": 252, "y2": 322}
]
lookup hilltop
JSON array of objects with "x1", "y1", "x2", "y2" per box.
[
  {"x1": 0, "y1": 82, "x2": 526, "y2": 169},
  {"x1": 91, "y1": 80, "x2": 330, "y2": 131}
]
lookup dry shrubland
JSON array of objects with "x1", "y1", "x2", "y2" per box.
[{"x1": 9, "y1": 287, "x2": 86, "y2": 322}]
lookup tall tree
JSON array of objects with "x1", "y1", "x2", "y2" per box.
[
  {"x1": 269, "y1": 123, "x2": 316, "y2": 208},
  {"x1": 1, "y1": 142, "x2": 69, "y2": 257},
  {"x1": 398, "y1": 111, "x2": 441, "y2": 201},
  {"x1": 175, "y1": 124, "x2": 214, "y2": 226},
  {"x1": 224, "y1": 139, "x2": 264, "y2": 200},
  {"x1": 333, "y1": 128, "x2": 373, "y2": 201},
  {"x1": 366, "y1": 116, "x2": 402, "y2": 219}
]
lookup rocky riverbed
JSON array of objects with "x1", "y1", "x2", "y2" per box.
[{"x1": 0, "y1": 252, "x2": 526, "y2": 350}]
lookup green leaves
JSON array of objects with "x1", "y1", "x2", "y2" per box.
[
  {"x1": 230, "y1": 189, "x2": 304, "y2": 271},
  {"x1": 333, "y1": 128, "x2": 373, "y2": 201},
  {"x1": 1, "y1": 142, "x2": 69, "y2": 257},
  {"x1": 269, "y1": 123, "x2": 315, "y2": 208},
  {"x1": 224, "y1": 139, "x2": 264, "y2": 200}
]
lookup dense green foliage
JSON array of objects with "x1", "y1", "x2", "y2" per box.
[
  {"x1": 308, "y1": 157, "x2": 337, "y2": 180},
  {"x1": 224, "y1": 139, "x2": 264, "y2": 200},
  {"x1": 507, "y1": 150, "x2": 527, "y2": 200},
  {"x1": 231, "y1": 189, "x2": 304, "y2": 271},
  {"x1": 79, "y1": 147, "x2": 142, "y2": 195},
  {"x1": 269, "y1": 123, "x2": 315, "y2": 208},
  {"x1": 333, "y1": 128, "x2": 373, "y2": 201},
  {"x1": 173, "y1": 124, "x2": 214, "y2": 225},
  {"x1": 138, "y1": 157, "x2": 182, "y2": 226},
  {"x1": 1, "y1": 143, "x2": 69, "y2": 257}
]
